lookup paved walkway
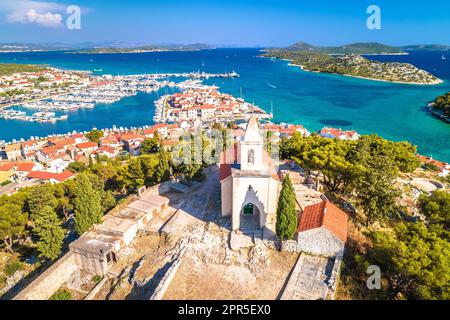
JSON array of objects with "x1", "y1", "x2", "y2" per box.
[{"x1": 280, "y1": 253, "x2": 332, "y2": 300}]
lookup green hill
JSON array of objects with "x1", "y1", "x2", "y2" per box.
[{"x1": 282, "y1": 41, "x2": 404, "y2": 55}]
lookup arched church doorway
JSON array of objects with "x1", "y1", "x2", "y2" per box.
[{"x1": 240, "y1": 202, "x2": 260, "y2": 230}]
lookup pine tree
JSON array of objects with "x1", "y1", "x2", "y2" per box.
[
  {"x1": 276, "y1": 174, "x2": 297, "y2": 240},
  {"x1": 73, "y1": 173, "x2": 102, "y2": 236},
  {"x1": 155, "y1": 150, "x2": 170, "y2": 183},
  {"x1": 33, "y1": 206, "x2": 65, "y2": 260},
  {"x1": 0, "y1": 204, "x2": 28, "y2": 253}
]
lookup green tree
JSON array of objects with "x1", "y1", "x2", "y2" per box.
[
  {"x1": 121, "y1": 158, "x2": 145, "y2": 192},
  {"x1": 0, "y1": 204, "x2": 28, "y2": 253},
  {"x1": 418, "y1": 190, "x2": 450, "y2": 229},
  {"x1": 276, "y1": 175, "x2": 297, "y2": 240},
  {"x1": 155, "y1": 150, "x2": 171, "y2": 183},
  {"x1": 141, "y1": 134, "x2": 160, "y2": 154},
  {"x1": 67, "y1": 161, "x2": 86, "y2": 173},
  {"x1": 101, "y1": 191, "x2": 116, "y2": 214},
  {"x1": 33, "y1": 206, "x2": 65, "y2": 260},
  {"x1": 73, "y1": 173, "x2": 102, "y2": 236},
  {"x1": 354, "y1": 158, "x2": 399, "y2": 226},
  {"x1": 366, "y1": 221, "x2": 450, "y2": 299},
  {"x1": 86, "y1": 129, "x2": 104, "y2": 143},
  {"x1": 26, "y1": 184, "x2": 57, "y2": 220}
]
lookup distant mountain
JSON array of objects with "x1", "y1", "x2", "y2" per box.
[
  {"x1": 286, "y1": 41, "x2": 317, "y2": 51},
  {"x1": 400, "y1": 44, "x2": 450, "y2": 51},
  {"x1": 282, "y1": 42, "x2": 404, "y2": 55}
]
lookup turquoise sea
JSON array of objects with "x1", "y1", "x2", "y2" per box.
[{"x1": 0, "y1": 48, "x2": 449, "y2": 162}]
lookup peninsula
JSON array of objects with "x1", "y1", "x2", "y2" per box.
[
  {"x1": 428, "y1": 92, "x2": 450, "y2": 123},
  {"x1": 263, "y1": 42, "x2": 442, "y2": 85}
]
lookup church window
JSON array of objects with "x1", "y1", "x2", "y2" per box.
[{"x1": 248, "y1": 149, "x2": 255, "y2": 165}]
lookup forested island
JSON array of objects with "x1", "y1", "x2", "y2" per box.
[
  {"x1": 263, "y1": 42, "x2": 442, "y2": 85},
  {"x1": 428, "y1": 92, "x2": 450, "y2": 123},
  {"x1": 273, "y1": 41, "x2": 406, "y2": 55}
]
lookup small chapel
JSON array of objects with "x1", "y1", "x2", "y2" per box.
[{"x1": 220, "y1": 116, "x2": 280, "y2": 232}]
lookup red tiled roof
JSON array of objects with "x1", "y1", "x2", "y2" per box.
[
  {"x1": 21, "y1": 140, "x2": 39, "y2": 148},
  {"x1": 53, "y1": 138, "x2": 75, "y2": 149},
  {"x1": 53, "y1": 171, "x2": 74, "y2": 182},
  {"x1": 27, "y1": 170, "x2": 74, "y2": 182},
  {"x1": 27, "y1": 171, "x2": 55, "y2": 180},
  {"x1": 0, "y1": 162, "x2": 16, "y2": 171},
  {"x1": 298, "y1": 200, "x2": 348, "y2": 242},
  {"x1": 120, "y1": 133, "x2": 145, "y2": 141},
  {"x1": 321, "y1": 127, "x2": 344, "y2": 138},
  {"x1": 15, "y1": 162, "x2": 35, "y2": 172},
  {"x1": 76, "y1": 141, "x2": 98, "y2": 149},
  {"x1": 417, "y1": 155, "x2": 449, "y2": 171}
]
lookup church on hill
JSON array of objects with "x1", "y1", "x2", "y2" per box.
[{"x1": 219, "y1": 116, "x2": 280, "y2": 233}]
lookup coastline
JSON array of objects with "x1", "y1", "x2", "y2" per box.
[
  {"x1": 278, "y1": 58, "x2": 444, "y2": 85},
  {"x1": 427, "y1": 104, "x2": 450, "y2": 123}
]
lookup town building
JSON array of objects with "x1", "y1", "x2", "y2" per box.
[
  {"x1": 220, "y1": 116, "x2": 280, "y2": 232},
  {"x1": 320, "y1": 127, "x2": 360, "y2": 140}
]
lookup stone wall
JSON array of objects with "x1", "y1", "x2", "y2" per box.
[
  {"x1": 327, "y1": 249, "x2": 344, "y2": 300},
  {"x1": 149, "y1": 257, "x2": 183, "y2": 300},
  {"x1": 143, "y1": 180, "x2": 172, "y2": 196},
  {"x1": 14, "y1": 253, "x2": 79, "y2": 300}
]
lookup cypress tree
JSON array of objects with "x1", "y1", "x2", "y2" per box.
[
  {"x1": 276, "y1": 174, "x2": 297, "y2": 240},
  {"x1": 73, "y1": 172, "x2": 102, "y2": 236},
  {"x1": 33, "y1": 206, "x2": 65, "y2": 260}
]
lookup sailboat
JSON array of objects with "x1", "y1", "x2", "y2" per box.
[
  {"x1": 201, "y1": 60, "x2": 205, "y2": 67},
  {"x1": 442, "y1": 54, "x2": 446, "y2": 60}
]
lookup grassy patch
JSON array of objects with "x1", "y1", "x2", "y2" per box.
[
  {"x1": 92, "y1": 275, "x2": 104, "y2": 284},
  {"x1": 0, "y1": 63, "x2": 44, "y2": 76},
  {"x1": 49, "y1": 289, "x2": 72, "y2": 300}
]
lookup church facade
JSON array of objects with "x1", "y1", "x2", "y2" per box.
[{"x1": 220, "y1": 117, "x2": 280, "y2": 232}]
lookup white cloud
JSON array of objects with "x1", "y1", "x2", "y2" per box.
[
  {"x1": 8, "y1": 8, "x2": 63, "y2": 27},
  {"x1": 0, "y1": 1, "x2": 92, "y2": 28}
]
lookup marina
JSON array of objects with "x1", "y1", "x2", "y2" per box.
[{"x1": 0, "y1": 71, "x2": 240, "y2": 124}]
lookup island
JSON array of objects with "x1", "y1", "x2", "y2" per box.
[
  {"x1": 428, "y1": 92, "x2": 450, "y2": 123},
  {"x1": 70, "y1": 43, "x2": 215, "y2": 54},
  {"x1": 267, "y1": 41, "x2": 407, "y2": 55},
  {"x1": 401, "y1": 44, "x2": 450, "y2": 51},
  {"x1": 263, "y1": 42, "x2": 442, "y2": 85}
]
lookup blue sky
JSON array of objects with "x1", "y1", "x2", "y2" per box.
[{"x1": 0, "y1": 0, "x2": 449, "y2": 46}]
